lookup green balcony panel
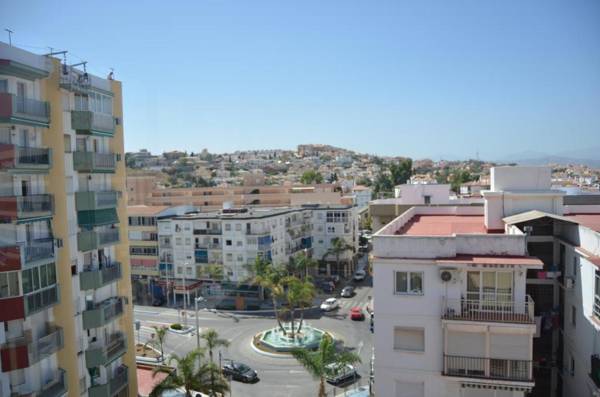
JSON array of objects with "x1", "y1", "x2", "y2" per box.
[
  {"x1": 71, "y1": 110, "x2": 115, "y2": 136},
  {"x1": 85, "y1": 332, "x2": 127, "y2": 368},
  {"x1": 75, "y1": 191, "x2": 119, "y2": 211},
  {"x1": 82, "y1": 297, "x2": 125, "y2": 329},
  {"x1": 88, "y1": 365, "x2": 128, "y2": 397},
  {"x1": 73, "y1": 152, "x2": 116, "y2": 173},
  {"x1": 80, "y1": 263, "x2": 122, "y2": 290},
  {"x1": 77, "y1": 208, "x2": 119, "y2": 227},
  {"x1": 78, "y1": 229, "x2": 120, "y2": 252},
  {"x1": 0, "y1": 92, "x2": 50, "y2": 127}
]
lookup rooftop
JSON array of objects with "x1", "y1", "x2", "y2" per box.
[
  {"x1": 565, "y1": 213, "x2": 600, "y2": 233},
  {"x1": 128, "y1": 205, "x2": 170, "y2": 216},
  {"x1": 396, "y1": 214, "x2": 493, "y2": 236}
]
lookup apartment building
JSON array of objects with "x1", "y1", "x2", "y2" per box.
[
  {"x1": 126, "y1": 175, "x2": 156, "y2": 205},
  {"x1": 128, "y1": 205, "x2": 195, "y2": 303},
  {"x1": 372, "y1": 166, "x2": 600, "y2": 397},
  {"x1": 156, "y1": 204, "x2": 358, "y2": 299},
  {"x1": 144, "y1": 183, "x2": 344, "y2": 209},
  {"x1": 0, "y1": 42, "x2": 136, "y2": 396}
]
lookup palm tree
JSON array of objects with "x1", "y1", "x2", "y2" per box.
[
  {"x1": 201, "y1": 329, "x2": 230, "y2": 397},
  {"x1": 291, "y1": 335, "x2": 361, "y2": 397},
  {"x1": 295, "y1": 279, "x2": 316, "y2": 333},
  {"x1": 144, "y1": 325, "x2": 168, "y2": 362},
  {"x1": 288, "y1": 251, "x2": 317, "y2": 280},
  {"x1": 250, "y1": 257, "x2": 287, "y2": 334},
  {"x1": 150, "y1": 349, "x2": 229, "y2": 397},
  {"x1": 323, "y1": 237, "x2": 354, "y2": 277}
]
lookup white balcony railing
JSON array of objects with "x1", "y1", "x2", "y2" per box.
[{"x1": 442, "y1": 295, "x2": 535, "y2": 324}]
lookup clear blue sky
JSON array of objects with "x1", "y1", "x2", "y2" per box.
[{"x1": 5, "y1": 0, "x2": 600, "y2": 160}]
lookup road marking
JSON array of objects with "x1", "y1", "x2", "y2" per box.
[
  {"x1": 357, "y1": 341, "x2": 364, "y2": 355},
  {"x1": 134, "y1": 309, "x2": 160, "y2": 315}
]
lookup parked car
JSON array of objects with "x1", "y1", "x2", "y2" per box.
[
  {"x1": 152, "y1": 297, "x2": 166, "y2": 306},
  {"x1": 320, "y1": 297, "x2": 339, "y2": 311},
  {"x1": 325, "y1": 363, "x2": 358, "y2": 385},
  {"x1": 350, "y1": 306, "x2": 365, "y2": 321},
  {"x1": 316, "y1": 280, "x2": 335, "y2": 293},
  {"x1": 353, "y1": 269, "x2": 367, "y2": 281},
  {"x1": 222, "y1": 362, "x2": 259, "y2": 383},
  {"x1": 340, "y1": 286, "x2": 355, "y2": 298}
]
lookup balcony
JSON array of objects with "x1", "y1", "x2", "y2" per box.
[
  {"x1": 0, "y1": 238, "x2": 54, "y2": 271},
  {"x1": 0, "y1": 93, "x2": 50, "y2": 127},
  {"x1": 71, "y1": 110, "x2": 115, "y2": 136},
  {"x1": 73, "y1": 151, "x2": 116, "y2": 173},
  {"x1": 85, "y1": 332, "x2": 127, "y2": 368},
  {"x1": 82, "y1": 297, "x2": 125, "y2": 329},
  {"x1": 591, "y1": 355, "x2": 600, "y2": 389},
  {"x1": 78, "y1": 228, "x2": 120, "y2": 252},
  {"x1": 0, "y1": 324, "x2": 64, "y2": 372},
  {"x1": 77, "y1": 208, "x2": 119, "y2": 228},
  {"x1": 75, "y1": 191, "x2": 119, "y2": 211},
  {"x1": 24, "y1": 285, "x2": 60, "y2": 316},
  {"x1": 88, "y1": 365, "x2": 128, "y2": 397},
  {"x1": 442, "y1": 295, "x2": 535, "y2": 324},
  {"x1": 0, "y1": 194, "x2": 53, "y2": 222},
  {"x1": 80, "y1": 262, "x2": 122, "y2": 290},
  {"x1": 443, "y1": 355, "x2": 533, "y2": 383},
  {"x1": 0, "y1": 144, "x2": 51, "y2": 171},
  {"x1": 39, "y1": 368, "x2": 68, "y2": 397},
  {"x1": 193, "y1": 228, "x2": 222, "y2": 235}
]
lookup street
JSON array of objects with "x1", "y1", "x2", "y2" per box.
[{"x1": 134, "y1": 276, "x2": 373, "y2": 397}]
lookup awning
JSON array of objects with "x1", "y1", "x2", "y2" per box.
[
  {"x1": 437, "y1": 255, "x2": 544, "y2": 268},
  {"x1": 502, "y1": 210, "x2": 575, "y2": 226}
]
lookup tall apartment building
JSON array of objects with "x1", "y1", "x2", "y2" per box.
[
  {"x1": 0, "y1": 42, "x2": 136, "y2": 396},
  {"x1": 156, "y1": 204, "x2": 358, "y2": 300},
  {"x1": 372, "y1": 166, "x2": 600, "y2": 397}
]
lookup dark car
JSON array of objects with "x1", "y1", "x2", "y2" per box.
[
  {"x1": 222, "y1": 362, "x2": 259, "y2": 383},
  {"x1": 340, "y1": 286, "x2": 355, "y2": 298},
  {"x1": 152, "y1": 297, "x2": 165, "y2": 306}
]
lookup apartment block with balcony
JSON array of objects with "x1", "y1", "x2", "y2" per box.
[{"x1": 0, "y1": 42, "x2": 136, "y2": 396}]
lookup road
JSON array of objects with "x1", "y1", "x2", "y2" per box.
[{"x1": 134, "y1": 277, "x2": 373, "y2": 397}]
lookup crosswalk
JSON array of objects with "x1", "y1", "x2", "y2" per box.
[{"x1": 336, "y1": 297, "x2": 371, "y2": 313}]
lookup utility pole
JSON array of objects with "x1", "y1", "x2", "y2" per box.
[
  {"x1": 182, "y1": 262, "x2": 188, "y2": 327},
  {"x1": 5, "y1": 29, "x2": 13, "y2": 46}
]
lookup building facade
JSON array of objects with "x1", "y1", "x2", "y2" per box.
[
  {"x1": 372, "y1": 166, "x2": 600, "y2": 397},
  {"x1": 0, "y1": 42, "x2": 136, "y2": 396}
]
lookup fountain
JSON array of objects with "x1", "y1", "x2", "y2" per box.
[{"x1": 253, "y1": 322, "x2": 329, "y2": 353}]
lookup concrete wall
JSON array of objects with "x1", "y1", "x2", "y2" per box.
[{"x1": 491, "y1": 166, "x2": 552, "y2": 191}]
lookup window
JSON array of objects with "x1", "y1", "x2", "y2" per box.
[
  {"x1": 327, "y1": 226, "x2": 335, "y2": 233},
  {"x1": 571, "y1": 305, "x2": 576, "y2": 328},
  {"x1": 237, "y1": 255, "x2": 243, "y2": 262},
  {"x1": 394, "y1": 271, "x2": 423, "y2": 295},
  {"x1": 393, "y1": 327, "x2": 424, "y2": 352},
  {"x1": 424, "y1": 195, "x2": 431, "y2": 205},
  {"x1": 0, "y1": 272, "x2": 20, "y2": 298},
  {"x1": 226, "y1": 253, "x2": 233, "y2": 261},
  {"x1": 572, "y1": 256, "x2": 578, "y2": 278},
  {"x1": 467, "y1": 271, "x2": 512, "y2": 302},
  {"x1": 0, "y1": 79, "x2": 7, "y2": 93},
  {"x1": 175, "y1": 237, "x2": 182, "y2": 246},
  {"x1": 235, "y1": 223, "x2": 241, "y2": 231},
  {"x1": 130, "y1": 246, "x2": 158, "y2": 256},
  {"x1": 226, "y1": 240, "x2": 232, "y2": 246},
  {"x1": 570, "y1": 355, "x2": 575, "y2": 376},
  {"x1": 236, "y1": 241, "x2": 243, "y2": 247},
  {"x1": 594, "y1": 270, "x2": 600, "y2": 319},
  {"x1": 225, "y1": 224, "x2": 231, "y2": 231},
  {"x1": 64, "y1": 134, "x2": 72, "y2": 152},
  {"x1": 21, "y1": 263, "x2": 56, "y2": 294}
]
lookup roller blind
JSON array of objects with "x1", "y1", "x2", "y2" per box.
[{"x1": 394, "y1": 327, "x2": 424, "y2": 351}]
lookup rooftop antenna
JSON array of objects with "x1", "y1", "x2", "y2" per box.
[
  {"x1": 107, "y1": 67, "x2": 114, "y2": 80},
  {"x1": 4, "y1": 28, "x2": 13, "y2": 46},
  {"x1": 44, "y1": 49, "x2": 68, "y2": 57}
]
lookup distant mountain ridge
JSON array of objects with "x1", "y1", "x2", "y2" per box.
[{"x1": 497, "y1": 147, "x2": 600, "y2": 168}]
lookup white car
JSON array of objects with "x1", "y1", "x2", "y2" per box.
[
  {"x1": 325, "y1": 363, "x2": 358, "y2": 384},
  {"x1": 353, "y1": 269, "x2": 367, "y2": 281},
  {"x1": 320, "y1": 298, "x2": 339, "y2": 311}
]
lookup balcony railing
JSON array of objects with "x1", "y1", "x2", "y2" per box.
[
  {"x1": 75, "y1": 190, "x2": 119, "y2": 211},
  {"x1": 442, "y1": 295, "x2": 535, "y2": 324},
  {"x1": 39, "y1": 368, "x2": 68, "y2": 397},
  {"x1": 0, "y1": 238, "x2": 54, "y2": 271},
  {"x1": 24, "y1": 284, "x2": 60, "y2": 316},
  {"x1": 82, "y1": 297, "x2": 125, "y2": 329},
  {"x1": 0, "y1": 92, "x2": 50, "y2": 127},
  {"x1": 591, "y1": 355, "x2": 600, "y2": 388},
  {"x1": 80, "y1": 262, "x2": 122, "y2": 290},
  {"x1": 78, "y1": 228, "x2": 120, "y2": 252},
  {"x1": 85, "y1": 332, "x2": 127, "y2": 368},
  {"x1": 71, "y1": 110, "x2": 115, "y2": 136},
  {"x1": 443, "y1": 355, "x2": 533, "y2": 383},
  {"x1": 73, "y1": 151, "x2": 116, "y2": 173},
  {"x1": 0, "y1": 194, "x2": 53, "y2": 221},
  {"x1": 77, "y1": 208, "x2": 119, "y2": 228},
  {"x1": 193, "y1": 228, "x2": 222, "y2": 235},
  {"x1": 88, "y1": 364, "x2": 128, "y2": 397},
  {"x1": 0, "y1": 324, "x2": 64, "y2": 372},
  {"x1": 0, "y1": 144, "x2": 51, "y2": 170}
]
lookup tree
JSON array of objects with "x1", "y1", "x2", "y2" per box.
[
  {"x1": 144, "y1": 325, "x2": 168, "y2": 362},
  {"x1": 322, "y1": 237, "x2": 354, "y2": 277},
  {"x1": 373, "y1": 172, "x2": 393, "y2": 196},
  {"x1": 250, "y1": 257, "x2": 287, "y2": 334},
  {"x1": 201, "y1": 329, "x2": 230, "y2": 397},
  {"x1": 291, "y1": 335, "x2": 361, "y2": 397},
  {"x1": 150, "y1": 349, "x2": 229, "y2": 397},
  {"x1": 287, "y1": 252, "x2": 317, "y2": 281},
  {"x1": 300, "y1": 170, "x2": 324, "y2": 184},
  {"x1": 288, "y1": 278, "x2": 316, "y2": 334},
  {"x1": 389, "y1": 158, "x2": 413, "y2": 185}
]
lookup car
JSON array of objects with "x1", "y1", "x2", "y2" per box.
[
  {"x1": 320, "y1": 297, "x2": 339, "y2": 311},
  {"x1": 152, "y1": 297, "x2": 165, "y2": 306},
  {"x1": 316, "y1": 280, "x2": 335, "y2": 293},
  {"x1": 325, "y1": 363, "x2": 358, "y2": 385},
  {"x1": 353, "y1": 269, "x2": 367, "y2": 281},
  {"x1": 222, "y1": 362, "x2": 258, "y2": 383},
  {"x1": 340, "y1": 286, "x2": 355, "y2": 298},
  {"x1": 350, "y1": 306, "x2": 365, "y2": 321}
]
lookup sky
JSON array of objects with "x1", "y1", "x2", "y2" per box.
[{"x1": 4, "y1": 0, "x2": 600, "y2": 160}]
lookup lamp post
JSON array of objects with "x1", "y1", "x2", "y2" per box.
[
  {"x1": 194, "y1": 295, "x2": 205, "y2": 350},
  {"x1": 182, "y1": 262, "x2": 188, "y2": 327}
]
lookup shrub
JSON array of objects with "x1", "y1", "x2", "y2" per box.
[{"x1": 170, "y1": 323, "x2": 183, "y2": 330}]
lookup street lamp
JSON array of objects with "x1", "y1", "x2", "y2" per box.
[
  {"x1": 182, "y1": 262, "x2": 188, "y2": 327},
  {"x1": 194, "y1": 295, "x2": 205, "y2": 350}
]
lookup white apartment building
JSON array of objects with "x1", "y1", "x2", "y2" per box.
[
  {"x1": 372, "y1": 166, "x2": 600, "y2": 397},
  {"x1": 157, "y1": 204, "x2": 358, "y2": 292}
]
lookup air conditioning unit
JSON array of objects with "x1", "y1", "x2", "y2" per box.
[
  {"x1": 439, "y1": 268, "x2": 457, "y2": 283},
  {"x1": 565, "y1": 277, "x2": 575, "y2": 289}
]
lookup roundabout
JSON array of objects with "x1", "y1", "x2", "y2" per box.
[{"x1": 252, "y1": 322, "x2": 331, "y2": 355}]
